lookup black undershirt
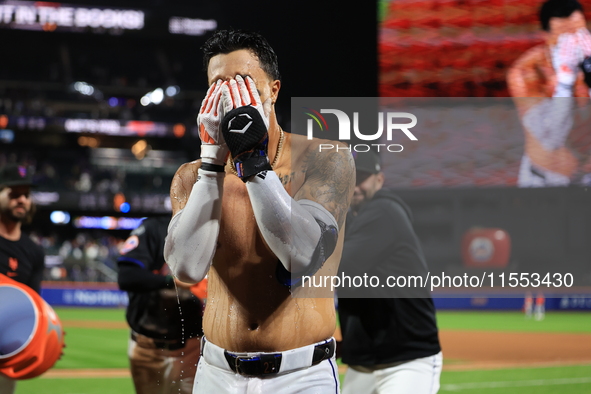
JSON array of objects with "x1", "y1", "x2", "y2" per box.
[{"x1": 0, "y1": 234, "x2": 45, "y2": 294}]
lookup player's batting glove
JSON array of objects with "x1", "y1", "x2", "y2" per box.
[
  {"x1": 221, "y1": 75, "x2": 272, "y2": 182},
  {"x1": 197, "y1": 80, "x2": 232, "y2": 170},
  {"x1": 552, "y1": 33, "x2": 580, "y2": 97},
  {"x1": 576, "y1": 28, "x2": 591, "y2": 88}
]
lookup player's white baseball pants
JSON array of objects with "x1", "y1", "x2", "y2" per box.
[
  {"x1": 193, "y1": 337, "x2": 340, "y2": 394},
  {"x1": 517, "y1": 155, "x2": 570, "y2": 187}
]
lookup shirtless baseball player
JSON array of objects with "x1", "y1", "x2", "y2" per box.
[
  {"x1": 164, "y1": 30, "x2": 355, "y2": 393},
  {"x1": 507, "y1": 0, "x2": 591, "y2": 187}
]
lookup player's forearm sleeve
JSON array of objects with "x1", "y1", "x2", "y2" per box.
[
  {"x1": 522, "y1": 98, "x2": 574, "y2": 151},
  {"x1": 163, "y1": 169, "x2": 224, "y2": 283},
  {"x1": 245, "y1": 171, "x2": 338, "y2": 274}
]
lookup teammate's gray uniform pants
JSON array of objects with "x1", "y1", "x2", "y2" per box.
[
  {"x1": 0, "y1": 373, "x2": 16, "y2": 394},
  {"x1": 128, "y1": 333, "x2": 201, "y2": 394},
  {"x1": 342, "y1": 351, "x2": 443, "y2": 394}
]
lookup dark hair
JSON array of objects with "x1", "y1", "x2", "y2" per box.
[
  {"x1": 539, "y1": 0, "x2": 584, "y2": 31},
  {"x1": 202, "y1": 29, "x2": 281, "y2": 81}
]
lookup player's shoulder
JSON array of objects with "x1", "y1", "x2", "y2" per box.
[
  {"x1": 290, "y1": 132, "x2": 349, "y2": 151},
  {"x1": 290, "y1": 133, "x2": 354, "y2": 171},
  {"x1": 19, "y1": 233, "x2": 42, "y2": 247},
  {"x1": 174, "y1": 160, "x2": 201, "y2": 177},
  {"x1": 171, "y1": 159, "x2": 201, "y2": 190},
  {"x1": 19, "y1": 234, "x2": 45, "y2": 257},
  {"x1": 509, "y1": 44, "x2": 546, "y2": 70}
]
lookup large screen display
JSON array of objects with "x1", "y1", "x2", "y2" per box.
[
  {"x1": 379, "y1": 0, "x2": 591, "y2": 189},
  {"x1": 380, "y1": 0, "x2": 591, "y2": 97}
]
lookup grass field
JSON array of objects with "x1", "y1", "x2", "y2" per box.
[
  {"x1": 437, "y1": 311, "x2": 591, "y2": 333},
  {"x1": 440, "y1": 365, "x2": 591, "y2": 393},
  {"x1": 13, "y1": 308, "x2": 591, "y2": 394}
]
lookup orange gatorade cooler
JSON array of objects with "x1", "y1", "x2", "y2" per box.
[{"x1": 0, "y1": 273, "x2": 65, "y2": 380}]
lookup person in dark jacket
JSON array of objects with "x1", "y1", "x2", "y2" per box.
[
  {"x1": 117, "y1": 215, "x2": 205, "y2": 394},
  {"x1": 338, "y1": 151, "x2": 442, "y2": 394},
  {"x1": 0, "y1": 164, "x2": 45, "y2": 394}
]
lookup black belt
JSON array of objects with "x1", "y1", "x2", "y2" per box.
[
  {"x1": 223, "y1": 339, "x2": 335, "y2": 376},
  {"x1": 131, "y1": 331, "x2": 186, "y2": 351},
  {"x1": 530, "y1": 166, "x2": 546, "y2": 180}
]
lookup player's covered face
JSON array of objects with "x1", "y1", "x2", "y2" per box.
[
  {"x1": 207, "y1": 49, "x2": 279, "y2": 107},
  {"x1": 0, "y1": 185, "x2": 32, "y2": 222},
  {"x1": 549, "y1": 10, "x2": 586, "y2": 37}
]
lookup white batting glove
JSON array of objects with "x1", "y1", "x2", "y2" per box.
[
  {"x1": 225, "y1": 75, "x2": 271, "y2": 129},
  {"x1": 552, "y1": 33, "x2": 580, "y2": 97},
  {"x1": 219, "y1": 75, "x2": 272, "y2": 181},
  {"x1": 197, "y1": 80, "x2": 233, "y2": 165},
  {"x1": 576, "y1": 27, "x2": 591, "y2": 57},
  {"x1": 576, "y1": 27, "x2": 591, "y2": 95}
]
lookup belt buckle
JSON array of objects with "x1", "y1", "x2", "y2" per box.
[
  {"x1": 233, "y1": 354, "x2": 281, "y2": 376},
  {"x1": 234, "y1": 355, "x2": 255, "y2": 375},
  {"x1": 234, "y1": 356, "x2": 244, "y2": 374}
]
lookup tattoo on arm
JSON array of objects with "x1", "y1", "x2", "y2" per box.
[
  {"x1": 277, "y1": 171, "x2": 296, "y2": 186},
  {"x1": 295, "y1": 148, "x2": 355, "y2": 228}
]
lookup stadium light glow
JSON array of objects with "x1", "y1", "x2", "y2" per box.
[
  {"x1": 140, "y1": 88, "x2": 164, "y2": 106},
  {"x1": 74, "y1": 81, "x2": 94, "y2": 96},
  {"x1": 165, "y1": 85, "x2": 180, "y2": 97},
  {"x1": 150, "y1": 88, "x2": 164, "y2": 105},
  {"x1": 50, "y1": 211, "x2": 71, "y2": 225}
]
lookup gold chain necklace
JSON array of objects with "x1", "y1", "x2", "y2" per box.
[{"x1": 227, "y1": 127, "x2": 285, "y2": 176}]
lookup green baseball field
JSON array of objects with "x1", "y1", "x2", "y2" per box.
[{"x1": 14, "y1": 308, "x2": 591, "y2": 394}]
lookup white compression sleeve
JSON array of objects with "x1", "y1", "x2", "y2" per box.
[
  {"x1": 245, "y1": 171, "x2": 338, "y2": 274},
  {"x1": 522, "y1": 98, "x2": 574, "y2": 151},
  {"x1": 553, "y1": 83, "x2": 574, "y2": 98},
  {"x1": 163, "y1": 168, "x2": 224, "y2": 283}
]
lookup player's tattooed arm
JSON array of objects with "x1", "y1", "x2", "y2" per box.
[{"x1": 294, "y1": 144, "x2": 355, "y2": 229}]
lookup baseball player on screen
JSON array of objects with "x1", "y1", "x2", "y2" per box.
[{"x1": 507, "y1": 0, "x2": 591, "y2": 187}]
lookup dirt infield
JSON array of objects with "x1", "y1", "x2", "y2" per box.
[
  {"x1": 45, "y1": 328, "x2": 591, "y2": 378},
  {"x1": 439, "y1": 330, "x2": 591, "y2": 371}
]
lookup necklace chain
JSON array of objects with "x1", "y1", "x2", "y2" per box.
[{"x1": 228, "y1": 128, "x2": 284, "y2": 176}]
